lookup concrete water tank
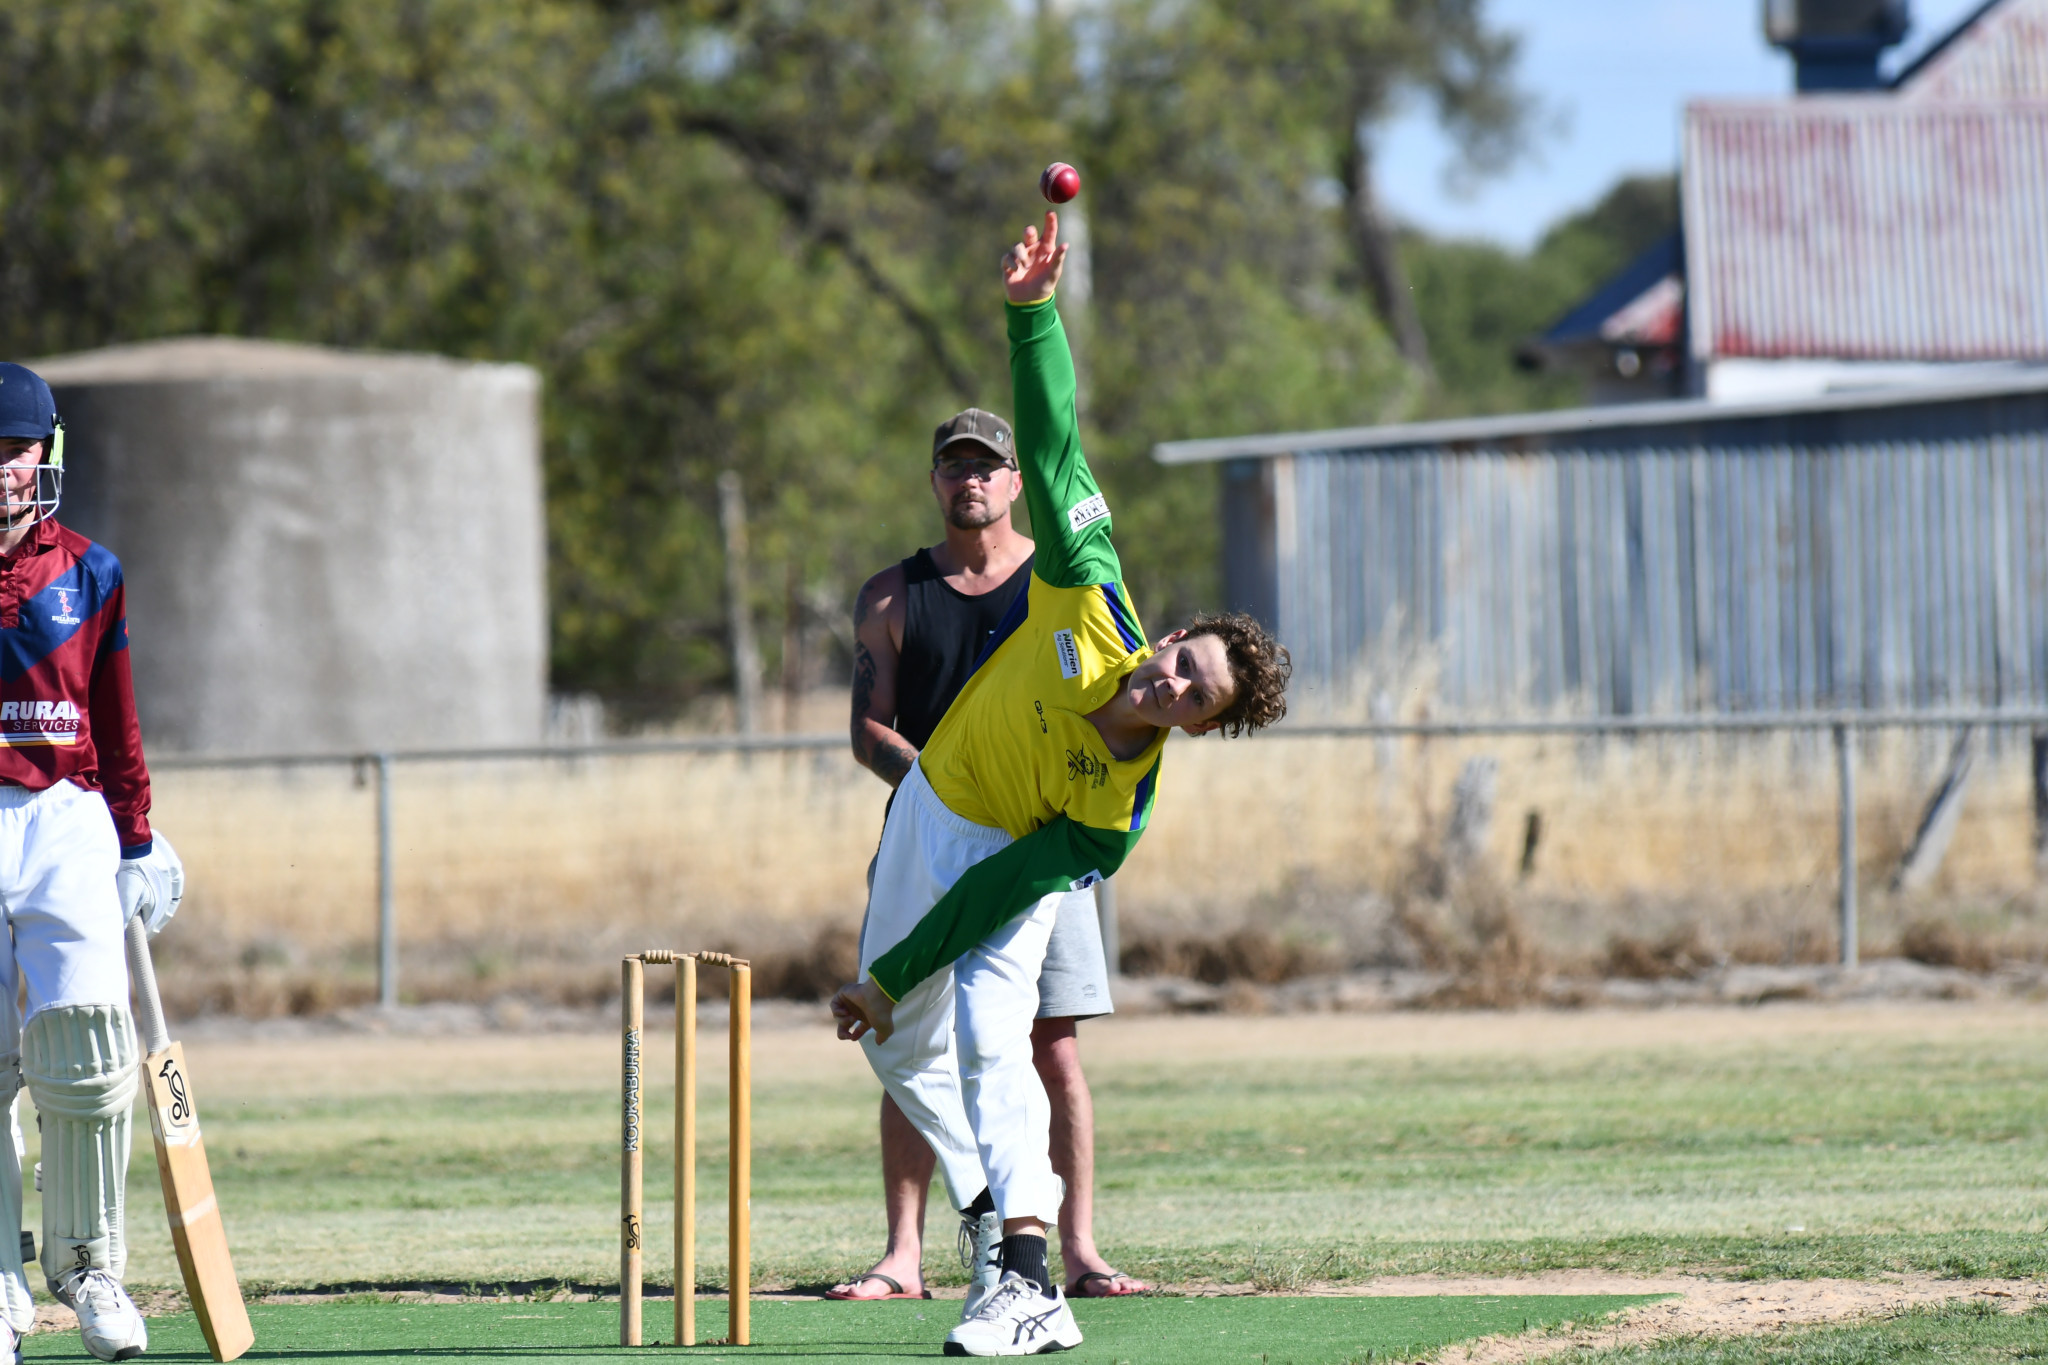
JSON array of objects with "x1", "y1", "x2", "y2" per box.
[{"x1": 31, "y1": 338, "x2": 547, "y2": 755}]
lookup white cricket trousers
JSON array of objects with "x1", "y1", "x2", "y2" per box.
[
  {"x1": 0, "y1": 780, "x2": 132, "y2": 1329},
  {"x1": 858, "y1": 764, "x2": 1065, "y2": 1226},
  {"x1": 0, "y1": 781, "x2": 129, "y2": 1027}
]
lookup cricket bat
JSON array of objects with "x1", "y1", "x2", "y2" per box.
[{"x1": 124, "y1": 918, "x2": 254, "y2": 1363}]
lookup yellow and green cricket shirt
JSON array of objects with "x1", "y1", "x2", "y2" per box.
[{"x1": 866, "y1": 296, "x2": 1164, "y2": 1003}]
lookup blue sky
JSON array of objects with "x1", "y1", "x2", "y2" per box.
[{"x1": 1376, "y1": 0, "x2": 1987, "y2": 250}]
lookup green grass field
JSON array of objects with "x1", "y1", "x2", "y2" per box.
[
  {"x1": 24, "y1": 1295, "x2": 1661, "y2": 1364},
  {"x1": 52, "y1": 1004, "x2": 2045, "y2": 1294}
]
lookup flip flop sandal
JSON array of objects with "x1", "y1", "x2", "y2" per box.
[
  {"x1": 823, "y1": 1272, "x2": 932, "y2": 1301},
  {"x1": 1066, "y1": 1270, "x2": 1150, "y2": 1298}
]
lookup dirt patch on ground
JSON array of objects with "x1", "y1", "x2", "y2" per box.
[
  {"x1": 1314, "y1": 1273, "x2": 2048, "y2": 1363},
  {"x1": 36, "y1": 1287, "x2": 184, "y2": 1331}
]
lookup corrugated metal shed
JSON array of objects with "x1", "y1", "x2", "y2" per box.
[
  {"x1": 1684, "y1": 98, "x2": 2048, "y2": 364},
  {"x1": 1897, "y1": 0, "x2": 2048, "y2": 98},
  {"x1": 1158, "y1": 374, "x2": 2048, "y2": 715}
]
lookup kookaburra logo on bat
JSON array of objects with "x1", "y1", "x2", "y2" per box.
[{"x1": 158, "y1": 1057, "x2": 192, "y2": 1125}]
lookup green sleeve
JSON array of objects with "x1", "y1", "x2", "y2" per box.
[
  {"x1": 867, "y1": 816, "x2": 1140, "y2": 1001},
  {"x1": 1007, "y1": 298, "x2": 1121, "y2": 589}
]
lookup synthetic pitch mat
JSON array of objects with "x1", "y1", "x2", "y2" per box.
[{"x1": 25, "y1": 1294, "x2": 1662, "y2": 1363}]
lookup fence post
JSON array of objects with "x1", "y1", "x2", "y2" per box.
[
  {"x1": 1834, "y1": 722, "x2": 1857, "y2": 967},
  {"x1": 2032, "y1": 728, "x2": 2048, "y2": 879},
  {"x1": 376, "y1": 751, "x2": 397, "y2": 1009}
]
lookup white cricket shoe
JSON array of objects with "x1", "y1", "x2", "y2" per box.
[
  {"x1": 957, "y1": 1208, "x2": 1003, "y2": 1321},
  {"x1": 54, "y1": 1268, "x2": 147, "y2": 1361},
  {"x1": 943, "y1": 1272, "x2": 1082, "y2": 1357},
  {"x1": 0, "y1": 1317, "x2": 21, "y2": 1365}
]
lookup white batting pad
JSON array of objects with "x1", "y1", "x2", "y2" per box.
[{"x1": 23, "y1": 1005, "x2": 139, "y2": 1286}]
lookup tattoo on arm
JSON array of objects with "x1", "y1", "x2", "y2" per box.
[
  {"x1": 871, "y1": 743, "x2": 916, "y2": 786},
  {"x1": 851, "y1": 641, "x2": 877, "y2": 727},
  {"x1": 852, "y1": 639, "x2": 916, "y2": 787}
]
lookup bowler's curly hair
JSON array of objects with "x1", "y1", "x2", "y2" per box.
[{"x1": 1184, "y1": 611, "x2": 1291, "y2": 737}]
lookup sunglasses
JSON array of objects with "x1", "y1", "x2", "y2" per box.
[{"x1": 933, "y1": 455, "x2": 1015, "y2": 480}]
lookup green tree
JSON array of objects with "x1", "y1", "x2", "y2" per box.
[
  {"x1": 541, "y1": 0, "x2": 1076, "y2": 718},
  {"x1": 0, "y1": 0, "x2": 1546, "y2": 724},
  {"x1": 1067, "y1": 0, "x2": 1532, "y2": 623},
  {"x1": 1232, "y1": 0, "x2": 1534, "y2": 378},
  {"x1": 0, "y1": 1, "x2": 594, "y2": 356}
]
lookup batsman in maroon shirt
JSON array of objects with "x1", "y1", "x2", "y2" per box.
[{"x1": 0, "y1": 362, "x2": 181, "y2": 1363}]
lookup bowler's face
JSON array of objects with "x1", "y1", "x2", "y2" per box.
[{"x1": 1124, "y1": 631, "x2": 1236, "y2": 735}]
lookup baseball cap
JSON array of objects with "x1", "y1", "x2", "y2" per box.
[{"x1": 931, "y1": 409, "x2": 1016, "y2": 467}]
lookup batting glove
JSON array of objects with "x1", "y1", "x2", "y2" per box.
[{"x1": 116, "y1": 832, "x2": 185, "y2": 937}]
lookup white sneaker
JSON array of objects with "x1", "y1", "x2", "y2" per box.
[
  {"x1": 53, "y1": 1268, "x2": 147, "y2": 1361},
  {"x1": 0, "y1": 1318, "x2": 20, "y2": 1365},
  {"x1": 943, "y1": 1271, "x2": 1082, "y2": 1357},
  {"x1": 957, "y1": 1209, "x2": 1003, "y2": 1321}
]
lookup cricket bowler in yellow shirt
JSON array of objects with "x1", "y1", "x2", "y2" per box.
[{"x1": 831, "y1": 212, "x2": 1291, "y2": 1357}]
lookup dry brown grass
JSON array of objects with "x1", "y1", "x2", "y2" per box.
[
  {"x1": 1897, "y1": 917, "x2": 2001, "y2": 973},
  {"x1": 1118, "y1": 927, "x2": 1342, "y2": 984},
  {"x1": 145, "y1": 713, "x2": 2048, "y2": 1013},
  {"x1": 1133, "y1": 727, "x2": 2036, "y2": 916}
]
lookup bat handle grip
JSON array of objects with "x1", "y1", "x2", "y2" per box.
[{"x1": 125, "y1": 917, "x2": 172, "y2": 1056}]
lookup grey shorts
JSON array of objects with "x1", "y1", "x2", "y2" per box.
[{"x1": 1037, "y1": 887, "x2": 1113, "y2": 1021}]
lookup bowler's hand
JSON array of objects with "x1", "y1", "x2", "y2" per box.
[
  {"x1": 1002, "y1": 212, "x2": 1068, "y2": 304},
  {"x1": 830, "y1": 978, "x2": 897, "y2": 1044}
]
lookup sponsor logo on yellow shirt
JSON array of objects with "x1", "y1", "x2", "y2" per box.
[{"x1": 1053, "y1": 628, "x2": 1081, "y2": 679}]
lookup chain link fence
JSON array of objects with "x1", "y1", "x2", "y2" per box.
[{"x1": 147, "y1": 709, "x2": 2048, "y2": 1015}]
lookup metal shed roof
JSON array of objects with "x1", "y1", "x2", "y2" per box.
[
  {"x1": 1896, "y1": 0, "x2": 2048, "y2": 98},
  {"x1": 1683, "y1": 98, "x2": 2048, "y2": 364},
  {"x1": 1151, "y1": 366, "x2": 2048, "y2": 464}
]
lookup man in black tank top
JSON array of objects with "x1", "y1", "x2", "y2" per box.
[
  {"x1": 832, "y1": 409, "x2": 1147, "y2": 1303},
  {"x1": 888, "y1": 544, "x2": 1035, "y2": 753}
]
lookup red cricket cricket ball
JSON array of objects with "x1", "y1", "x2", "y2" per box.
[{"x1": 1040, "y1": 162, "x2": 1081, "y2": 204}]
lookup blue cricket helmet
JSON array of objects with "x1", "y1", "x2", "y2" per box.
[
  {"x1": 0, "y1": 364, "x2": 58, "y2": 443},
  {"x1": 0, "y1": 363, "x2": 63, "y2": 526}
]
